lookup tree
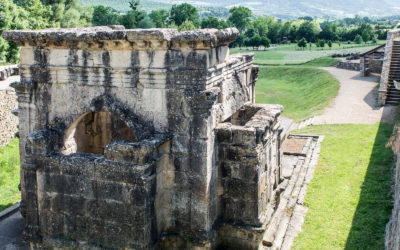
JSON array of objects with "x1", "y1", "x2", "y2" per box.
[
  {"x1": 317, "y1": 39, "x2": 325, "y2": 49},
  {"x1": 178, "y1": 19, "x2": 196, "y2": 31},
  {"x1": 14, "y1": 0, "x2": 51, "y2": 29},
  {"x1": 260, "y1": 37, "x2": 271, "y2": 49},
  {"x1": 354, "y1": 34, "x2": 363, "y2": 44},
  {"x1": 328, "y1": 40, "x2": 332, "y2": 49},
  {"x1": 92, "y1": 6, "x2": 120, "y2": 26},
  {"x1": 319, "y1": 23, "x2": 338, "y2": 41},
  {"x1": 265, "y1": 16, "x2": 282, "y2": 43},
  {"x1": 245, "y1": 35, "x2": 262, "y2": 50},
  {"x1": 371, "y1": 35, "x2": 378, "y2": 44},
  {"x1": 362, "y1": 29, "x2": 371, "y2": 43},
  {"x1": 298, "y1": 16, "x2": 313, "y2": 22},
  {"x1": 0, "y1": 0, "x2": 49, "y2": 63},
  {"x1": 279, "y1": 22, "x2": 291, "y2": 43},
  {"x1": 252, "y1": 17, "x2": 269, "y2": 38},
  {"x1": 297, "y1": 21, "x2": 319, "y2": 42},
  {"x1": 201, "y1": 16, "x2": 228, "y2": 29},
  {"x1": 244, "y1": 27, "x2": 258, "y2": 38},
  {"x1": 297, "y1": 37, "x2": 307, "y2": 50},
  {"x1": 227, "y1": 6, "x2": 252, "y2": 32},
  {"x1": 149, "y1": 9, "x2": 169, "y2": 28},
  {"x1": 137, "y1": 16, "x2": 155, "y2": 28},
  {"x1": 230, "y1": 34, "x2": 245, "y2": 48},
  {"x1": 170, "y1": 3, "x2": 199, "y2": 27},
  {"x1": 288, "y1": 24, "x2": 298, "y2": 43},
  {"x1": 41, "y1": 0, "x2": 92, "y2": 28},
  {"x1": 119, "y1": 0, "x2": 146, "y2": 29}
]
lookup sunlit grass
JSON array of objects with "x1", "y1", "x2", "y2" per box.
[
  {"x1": 231, "y1": 43, "x2": 383, "y2": 65},
  {"x1": 0, "y1": 138, "x2": 20, "y2": 211},
  {"x1": 292, "y1": 124, "x2": 394, "y2": 250},
  {"x1": 255, "y1": 66, "x2": 339, "y2": 121}
]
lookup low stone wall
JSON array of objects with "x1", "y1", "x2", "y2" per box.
[
  {"x1": 0, "y1": 89, "x2": 18, "y2": 147},
  {"x1": 386, "y1": 127, "x2": 400, "y2": 250},
  {"x1": 336, "y1": 60, "x2": 361, "y2": 71}
]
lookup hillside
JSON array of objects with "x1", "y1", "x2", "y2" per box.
[{"x1": 80, "y1": 0, "x2": 400, "y2": 18}]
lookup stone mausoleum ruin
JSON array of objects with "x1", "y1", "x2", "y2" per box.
[{"x1": 3, "y1": 26, "x2": 320, "y2": 249}]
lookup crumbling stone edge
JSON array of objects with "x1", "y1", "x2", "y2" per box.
[{"x1": 0, "y1": 202, "x2": 20, "y2": 221}]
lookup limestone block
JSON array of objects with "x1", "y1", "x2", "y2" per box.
[{"x1": 20, "y1": 47, "x2": 35, "y2": 65}]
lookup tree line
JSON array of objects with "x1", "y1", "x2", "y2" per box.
[{"x1": 1, "y1": 0, "x2": 398, "y2": 63}]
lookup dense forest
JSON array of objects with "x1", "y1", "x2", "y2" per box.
[{"x1": 1, "y1": 0, "x2": 399, "y2": 63}]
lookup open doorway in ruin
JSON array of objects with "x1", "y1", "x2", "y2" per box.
[{"x1": 62, "y1": 111, "x2": 136, "y2": 155}]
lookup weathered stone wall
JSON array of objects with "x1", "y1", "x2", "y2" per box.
[
  {"x1": 386, "y1": 127, "x2": 400, "y2": 250},
  {"x1": 0, "y1": 89, "x2": 18, "y2": 147},
  {"x1": 361, "y1": 56, "x2": 384, "y2": 76},
  {"x1": 3, "y1": 26, "x2": 283, "y2": 249},
  {"x1": 336, "y1": 60, "x2": 361, "y2": 71},
  {"x1": 216, "y1": 104, "x2": 282, "y2": 227},
  {"x1": 369, "y1": 59, "x2": 384, "y2": 74},
  {"x1": 379, "y1": 29, "x2": 400, "y2": 105}
]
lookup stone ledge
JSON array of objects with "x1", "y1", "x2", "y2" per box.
[
  {"x1": 3, "y1": 26, "x2": 239, "y2": 48},
  {"x1": 0, "y1": 202, "x2": 20, "y2": 220}
]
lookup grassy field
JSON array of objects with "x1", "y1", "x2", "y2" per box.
[
  {"x1": 231, "y1": 42, "x2": 384, "y2": 65},
  {"x1": 255, "y1": 59, "x2": 339, "y2": 122},
  {"x1": 292, "y1": 124, "x2": 394, "y2": 250},
  {"x1": 0, "y1": 139, "x2": 20, "y2": 211}
]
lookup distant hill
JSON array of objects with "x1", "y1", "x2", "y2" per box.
[{"x1": 80, "y1": 0, "x2": 400, "y2": 18}]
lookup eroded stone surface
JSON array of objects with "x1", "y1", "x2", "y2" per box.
[{"x1": 4, "y1": 26, "x2": 286, "y2": 249}]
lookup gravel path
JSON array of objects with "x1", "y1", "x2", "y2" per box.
[
  {"x1": 313, "y1": 67, "x2": 398, "y2": 125},
  {"x1": 0, "y1": 75, "x2": 20, "y2": 90}
]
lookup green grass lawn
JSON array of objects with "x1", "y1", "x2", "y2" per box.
[
  {"x1": 292, "y1": 123, "x2": 394, "y2": 250},
  {"x1": 0, "y1": 138, "x2": 20, "y2": 211},
  {"x1": 255, "y1": 65, "x2": 339, "y2": 121},
  {"x1": 231, "y1": 43, "x2": 384, "y2": 65}
]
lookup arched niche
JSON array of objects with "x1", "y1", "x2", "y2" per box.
[{"x1": 62, "y1": 110, "x2": 136, "y2": 155}]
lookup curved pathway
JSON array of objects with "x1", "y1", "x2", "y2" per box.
[{"x1": 313, "y1": 67, "x2": 397, "y2": 125}]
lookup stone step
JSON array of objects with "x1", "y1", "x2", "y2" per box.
[
  {"x1": 262, "y1": 158, "x2": 305, "y2": 247},
  {"x1": 386, "y1": 96, "x2": 400, "y2": 100},
  {"x1": 271, "y1": 143, "x2": 313, "y2": 249},
  {"x1": 298, "y1": 116, "x2": 315, "y2": 130},
  {"x1": 279, "y1": 136, "x2": 323, "y2": 250},
  {"x1": 386, "y1": 96, "x2": 400, "y2": 101},
  {"x1": 386, "y1": 100, "x2": 400, "y2": 105},
  {"x1": 263, "y1": 135, "x2": 323, "y2": 249},
  {"x1": 386, "y1": 101, "x2": 400, "y2": 105},
  {"x1": 387, "y1": 92, "x2": 400, "y2": 97}
]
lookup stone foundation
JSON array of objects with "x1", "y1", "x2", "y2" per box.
[{"x1": 0, "y1": 89, "x2": 18, "y2": 147}]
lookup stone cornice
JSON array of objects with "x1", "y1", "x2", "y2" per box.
[{"x1": 3, "y1": 26, "x2": 239, "y2": 49}]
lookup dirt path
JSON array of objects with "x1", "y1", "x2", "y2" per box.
[{"x1": 312, "y1": 67, "x2": 397, "y2": 124}]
